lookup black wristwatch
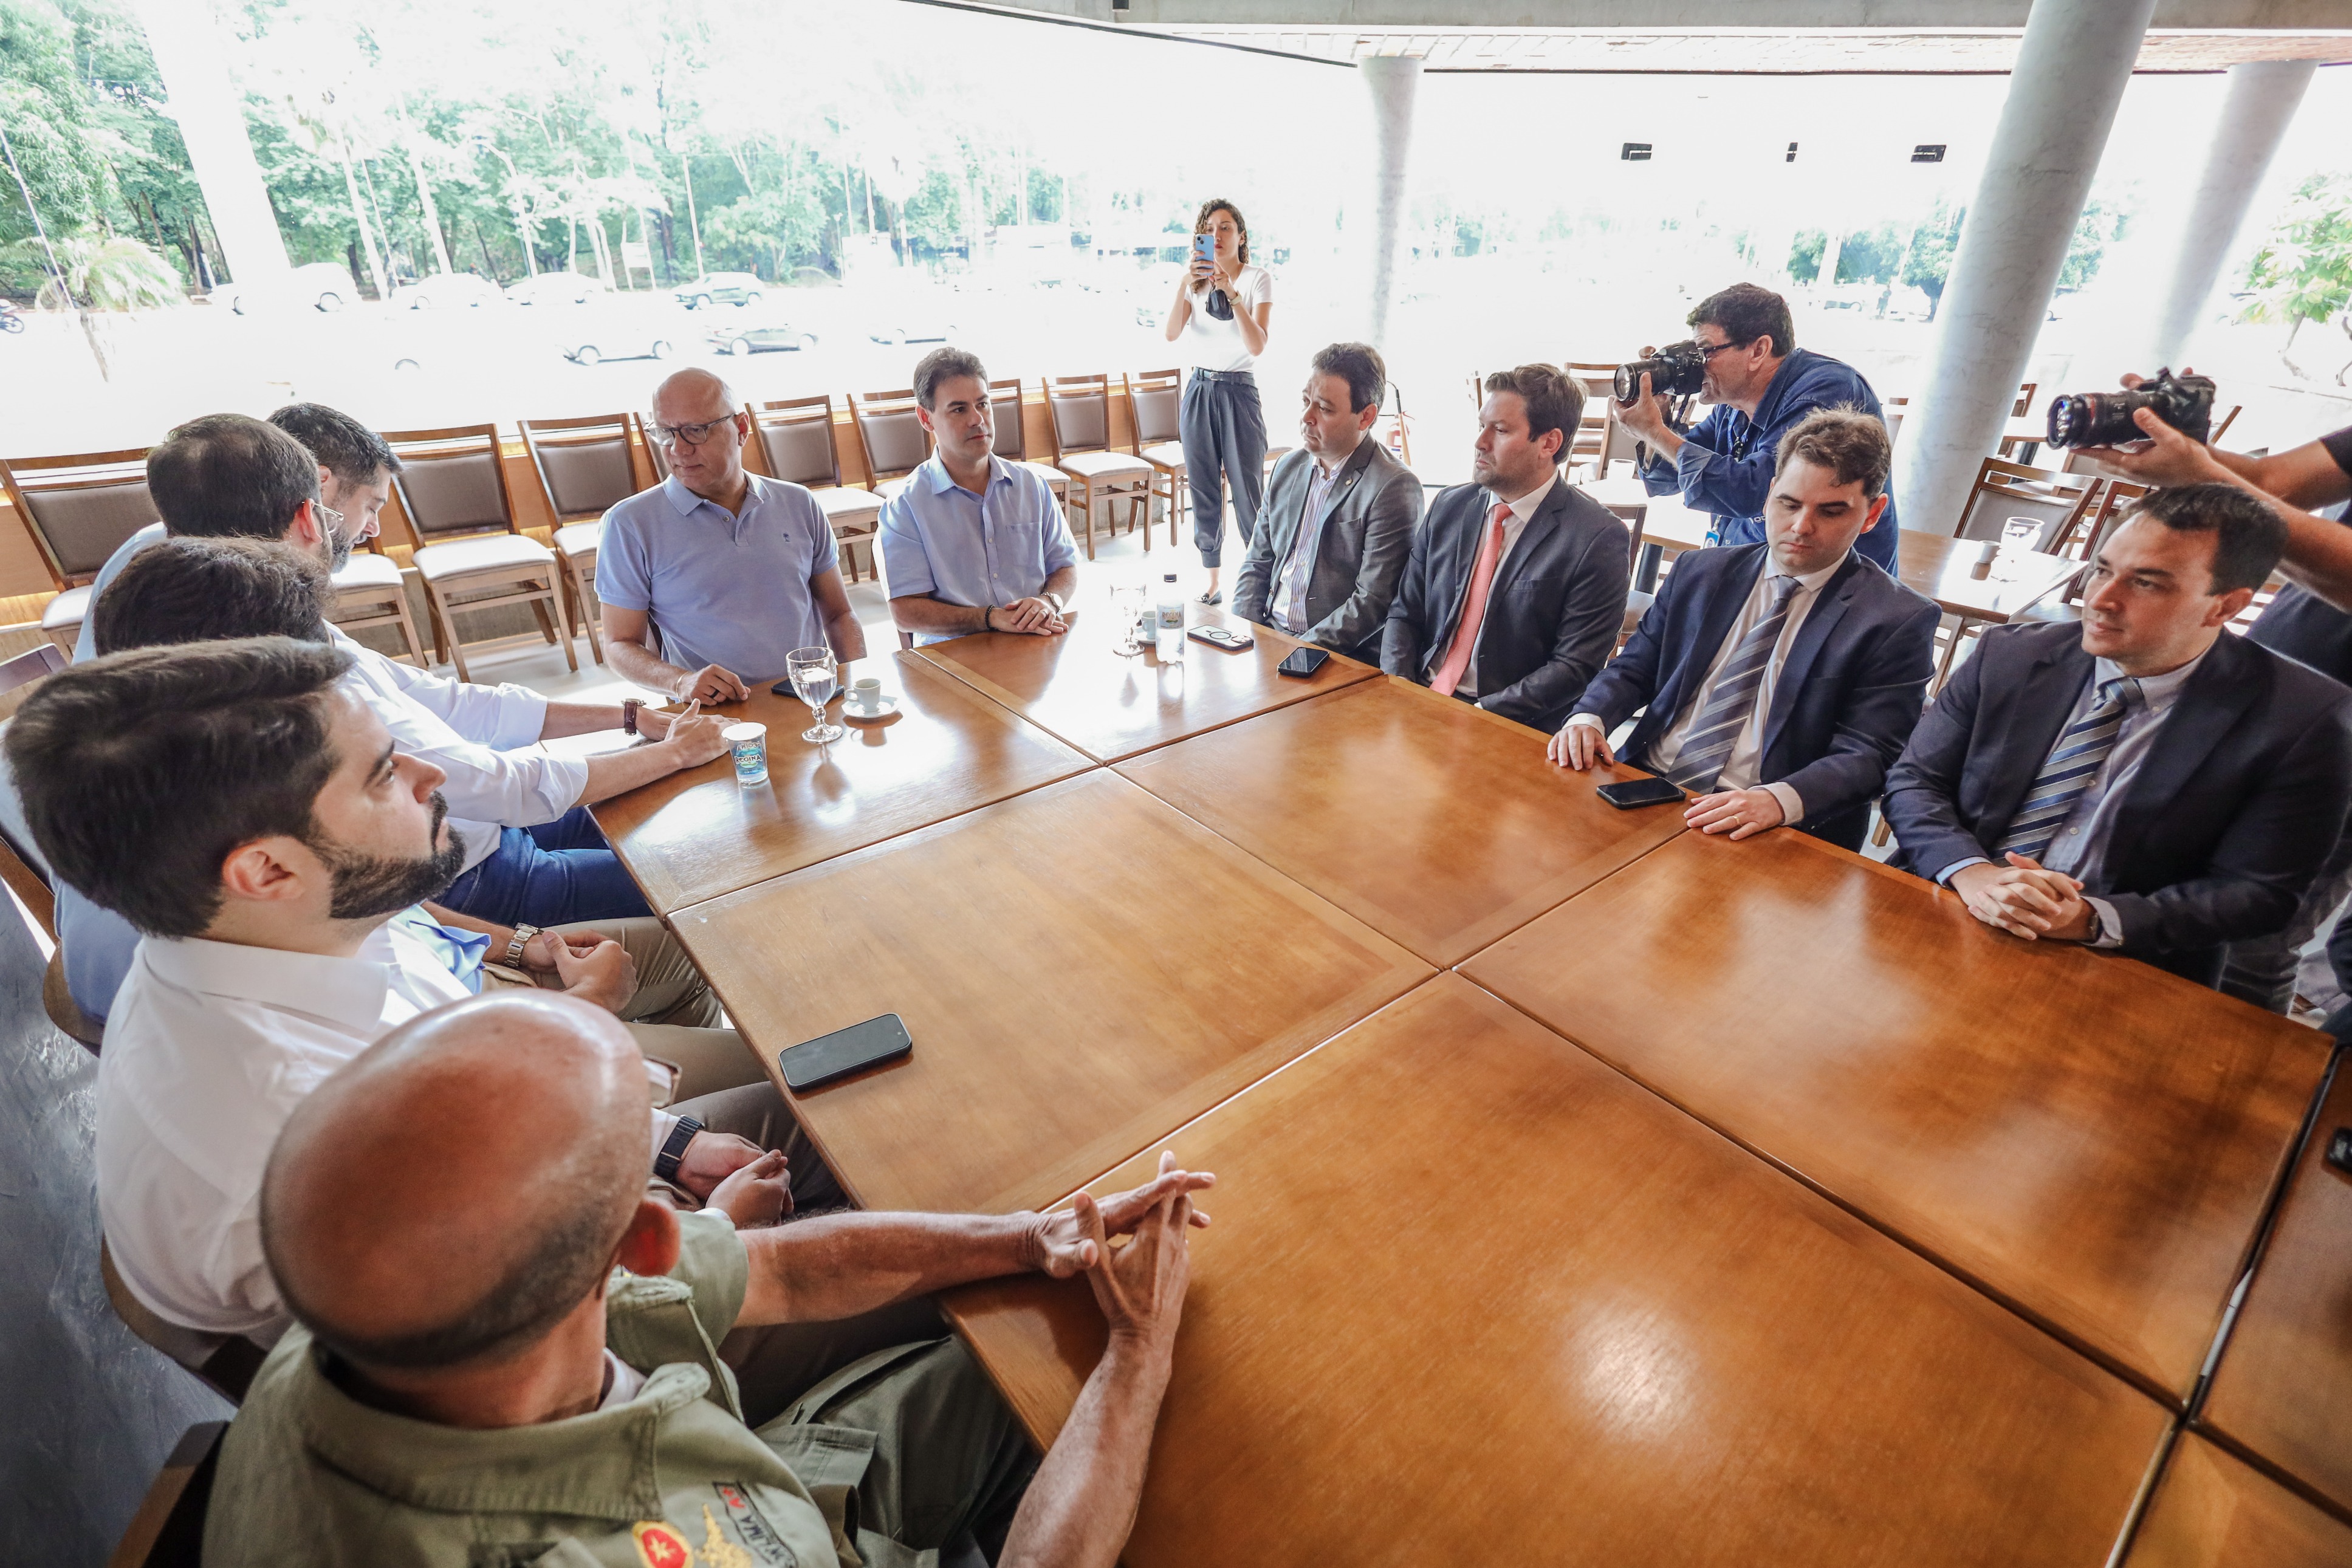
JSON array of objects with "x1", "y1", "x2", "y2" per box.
[
  {"x1": 621, "y1": 697, "x2": 642, "y2": 736},
  {"x1": 654, "y1": 1115, "x2": 704, "y2": 1184}
]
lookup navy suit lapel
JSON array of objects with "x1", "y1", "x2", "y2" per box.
[
  {"x1": 2105, "y1": 635, "x2": 2262, "y2": 871},
  {"x1": 1659, "y1": 549, "x2": 1766, "y2": 728},
  {"x1": 1762, "y1": 555, "x2": 1861, "y2": 753},
  {"x1": 1985, "y1": 637, "x2": 2095, "y2": 842}
]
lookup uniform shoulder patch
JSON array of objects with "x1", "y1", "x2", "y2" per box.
[
  {"x1": 631, "y1": 1519, "x2": 694, "y2": 1568},
  {"x1": 710, "y1": 1483, "x2": 797, "y2": 1566}
]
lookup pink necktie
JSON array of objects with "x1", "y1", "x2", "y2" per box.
[{"x1": 1430, "y1": 504, "x2": 1507, "y2": 698}]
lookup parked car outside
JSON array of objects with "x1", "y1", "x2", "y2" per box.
[
  {"x1": 505, "y1": 271, "x2": 606, "y2": 306},
  {"x1": 558, "y1": 323, "x2": 677, "y2": 366},
  {"x1": 209, "y1": 261, "x2": 364, "y2": 314},
  {"x1": 674, "y1": 272, "x2": 766, "y2": 309},
  {"x1": 866, "y1": 317, "x2": 959, "y2": 346},
  {"x1": 708, "y1": 320, "x2": 820, "y2": 355},
  {"x1": 390, "y1": 272, "x2": 505, "y2": 310}
]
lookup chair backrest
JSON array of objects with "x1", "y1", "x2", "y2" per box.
[
  {"x1": 849, "y1": 389, "x2": 933, "y2": 485},
  {"x1": 989, "y1": 379, "x2": 1033, "y2": 461},
  {"x1": 1955, "y1": 456, "x2": 2097, "y2": 548},
  {"x1": 101, "y1": 1238, "x2": 265, "y2": 1403},
  {"x1": 747, "y1": 396, "x2": 843, "y2": 488},
  {"x1": 0, "y1": 448, "x2": 158, "y2": 587},
  {"x1": 519, "y1": 413, "x2": 645, "y2": 522},
  {"x1": 1597, "y1": 404, "x2": 1644, "y2": 475},
  {"x1": 1880, "y1": 396, "x2": 1907, "y2": 451},
  {"x1": 2071, "y1": 479, "x2": 2149, "y2": 558},
  {"x1": 1044, "y1": 374, "x2": 1116, "y2": 460},
  {"x1": 383, "y1": 425, "x2": 519, "y2": 545},
  {"x1": 2211, "y1": 403, "x2": 2241, "y2": 443},
  {"x1": 1563, "y1": 363, "x2": 1618, "y2": 409},
  {"x1": 2012, "y1": 382, "x2": 2037, "y2": 419},
  {"x1": 1125, "y1": 369, "x2": 1182, "y2": 448},
  {"x1": 108, "y1": 1420, "x2": 227, "y2": 1568}
]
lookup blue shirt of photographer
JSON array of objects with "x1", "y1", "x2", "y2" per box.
[{"x1": 1639, "y1": 346, "x2": 1900, "y2": 571}]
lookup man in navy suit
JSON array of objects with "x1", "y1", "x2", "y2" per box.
[
  {"x1": 1551, "y1": 409, "x2": 1938, "y2": 851},
  {"x1": 1882, "y1": 484, "x2": 2352, "y2": 991},
  {"x1": 1381, "y1": 364, "x2": 1631, "y2": 733}
]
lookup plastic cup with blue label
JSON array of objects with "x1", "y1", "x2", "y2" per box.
[{"x1": 724, "y1": 721, "x2": 769, "y2": 786}]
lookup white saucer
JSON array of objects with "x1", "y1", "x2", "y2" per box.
[{"x1": 842, "y1": 697, "x2": 899, "y2": 720}]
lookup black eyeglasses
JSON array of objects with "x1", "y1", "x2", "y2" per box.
[
  {"x1": 651, "y1": 418, "x2": 733, "y2": 448},
  {"x1": 1695, "y1": 339, "x2": 1752, "y2": 361}
]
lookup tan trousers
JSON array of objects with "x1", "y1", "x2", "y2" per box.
[{"x1": 480, "y1": 916, "x2": 766, "y2": 1101}]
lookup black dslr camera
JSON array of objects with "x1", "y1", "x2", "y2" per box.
[
  {"x1": 1614, "y1": 340, "x2": 1709, "y2": 405},
  {"x1": 2044, "y1": 369, "x2": 2217, "y2": 450}
]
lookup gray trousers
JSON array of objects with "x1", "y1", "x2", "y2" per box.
[
  {"x1": 1182, "y1": 369, "x2": 1266, "y2": 567},
  {"x1": 2220, "y1": 823, "x2": 2352, "y2": 1015}
]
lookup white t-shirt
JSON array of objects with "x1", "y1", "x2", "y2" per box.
[{"x1": 1180, "y1": 264, "x2": 1274, "y2": 373}]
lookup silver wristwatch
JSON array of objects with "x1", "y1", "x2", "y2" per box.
[{"x1": 504, "y1": 924, "x2": 541, "y2": 967}]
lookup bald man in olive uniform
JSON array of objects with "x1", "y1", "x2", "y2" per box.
[{"x1": 204, "y1": 991, "x2": 1214, "y2": 1568}]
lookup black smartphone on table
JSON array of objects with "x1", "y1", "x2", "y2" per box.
[
  {"x1": 1596, "y1": 777, "x2": 1686, "y2": 810},
  {"x1": 1277, "y1": 646, "x2": 1331, "y2": 678},
  {"x1": 1188, "y1": 625, "x2": 1253, "y2": 652},
  {"x1": 778, "y1": 1013, "x2": 913, "y2": 1092}
]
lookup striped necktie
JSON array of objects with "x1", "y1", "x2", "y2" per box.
[
  {"x1": 1997, "y1": 677, "x2": 2130, "y2": 863},
  {"x1": 1664, "y1": 575, "x2": 1802, "y2": 793}
]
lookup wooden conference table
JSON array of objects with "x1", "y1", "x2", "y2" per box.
[{"x1": 592, "y1": 594, "x2": 2340, "y2": 1563}]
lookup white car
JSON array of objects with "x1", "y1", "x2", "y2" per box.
[
  {"x1": 559, "y1": 329, "x2": 677, "y2": 366},
  {"x1": 504, "y1": 272, "x2": 605, "y2": 306},
  {"x1": 674, "y1": 272, "x2": 766, "y2": 309},
  {"x1": 208, "y1": 261, "x2": 363, "y2": 315},
  {"x1": 390, "y1": 272, "x2": 505, "y2": 310}
]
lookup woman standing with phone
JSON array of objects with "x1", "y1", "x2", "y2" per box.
[{"x1": 1164, "y1": 198, "x2": 1274, "y2": 604}]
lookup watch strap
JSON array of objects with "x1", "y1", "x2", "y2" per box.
[
  {"x1": 654, "y1": 1115, "x2": 704, "y2": 1184},
  {"x1": 504, "y1": 923, "x2": 541, "y2": 967},
  {"x1": 622, "y1": 697, "x2": 642, "y2": 736}
]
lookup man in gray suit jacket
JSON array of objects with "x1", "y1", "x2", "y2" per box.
[{"x1": 1233, "y1": 343, "x2": 1424, "y2": 662}]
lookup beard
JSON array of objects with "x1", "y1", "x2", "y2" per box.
[
  {"x1": 323, "y1": 521, "x2": 356, "y2": 573},
  {"x1": 315, "y1": 792, "x2": 467, "y2": 920}
]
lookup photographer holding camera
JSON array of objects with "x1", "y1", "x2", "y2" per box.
[
  {"x1": 2077, "y1": 386, "x2": 2352, "y2": 1015},
  {"x1": 1618, "y1": 282, "x2": 1900, "y2": 571}
]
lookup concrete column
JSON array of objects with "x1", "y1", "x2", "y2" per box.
[
  {"x1": 2149, "y1": 59, "x2": 2316, "y2": 368},
  {"x1": 1895, "y1": 0, "x2": 2153, "y2": 536},
  {"x1": 1361, "y1": 54, "x2": 1421, "y2": 352},
  {"x1": 132, "y1": 0, "x2": 288, "y2": 284}
]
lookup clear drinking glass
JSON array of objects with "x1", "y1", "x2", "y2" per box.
[
  {"x1": 1995, "y1": 516, "x2": 2040, "y2": 581},
  {"x1": 786, "y1": 646, "x2": 843, "y2": 743},
  {"x1": 1111, "y1": 584, "x2": 1146, "y2": 657}
]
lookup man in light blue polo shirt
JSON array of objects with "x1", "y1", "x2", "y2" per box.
[
  {"x1": 600, "y1": 368, "x2": 866, "y2": 702},
  {"x1": 879, "y1": 347, "x2": 1080, "y2": 647}
]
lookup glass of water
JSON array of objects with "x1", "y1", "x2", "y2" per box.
[
  {"x1": 1111, "y1": 584, "x2": 1145, "y2": 657},
  {"x1": 786, "y1": 646, "x2": 843, "y2": 744}
]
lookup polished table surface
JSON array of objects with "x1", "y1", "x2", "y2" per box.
[
  {"x1": 590, "y1": 652, "x2": 1091, "y2": 912},
  {"x1": 1117, "y1": 677, "x2": 1685, "y2": 967},
  {"x1": 2122, "y1": 1435, "x2": 2352, "y2": 1567},
  {"x1": 911, "y1": 598, "x2": 1376, "y2": 764},
  {"x1": 946, "y1": 974, "x2": 2170, "y2": 1566},
  {"x1": 1459, "y1": 829, "x2": 2331, "y2": 1402},
  {"x1": 670, "y1": 769, "x2": 1431, "y2": 1215},
  {"x1": 2198, "y1": 1062, "x2": 2352, "y2": 1514}
]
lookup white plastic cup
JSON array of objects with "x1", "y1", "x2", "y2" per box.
[{"x1": 724, "y1": 722, "x2": 769, "y2": 785}]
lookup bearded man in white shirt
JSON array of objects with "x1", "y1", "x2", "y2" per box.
[{"x1": 5, "y1": 637, "x2": 822, "y2": 1351}]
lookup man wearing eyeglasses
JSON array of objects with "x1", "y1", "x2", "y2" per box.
[
  {"x1": 600, "y1": 369, "x2": 866, "y2": 705},
  {"x1": 1617, "y1": 282, "x2": 1901, "y2": 572}
]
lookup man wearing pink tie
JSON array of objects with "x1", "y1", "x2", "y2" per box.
[{"x1": 1381, "y1": 365, "x2": 1633, "y2": 732}]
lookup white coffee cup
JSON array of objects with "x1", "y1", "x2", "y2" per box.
[{"x1": 847, "y1": 677, "x2": 886, "y2": 713}]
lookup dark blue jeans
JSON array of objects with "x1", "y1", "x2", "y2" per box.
[{"x1": 436, "y1": 806, "x2": 653, "y2": 926}]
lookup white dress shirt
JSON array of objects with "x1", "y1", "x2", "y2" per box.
[
  {"x1": 1271, "y1": 453, "x2": 1345, "y2": 635},
  {"x1": 96, "y1": 921, "x2": 676, "y2": 1339},
  {"x1": 329, "y1": 626, "x2": 589, "y2": 871},
  {"x1": 1571, "y1": 550, "x2": 1847, "y2": 823},
  {"x1": 1461, "y1": 471, "x2": 1554, "y2": 700}
]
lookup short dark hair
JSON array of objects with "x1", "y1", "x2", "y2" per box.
[
  {"x1": 144, "y1": 414, "x2": 321, "y2": 541},
  {"x1": 4, "y1": 638, "x2": 355, "y2": 937},
  {"x1": 269, "y1": 402, "x2": 400, "y2": 489},
  {"x1": 1775, "y1": 407, "x2": 1892, "y2": 499},
  {"x1": 1310, "y1": 342, "x2": 1387, "y2": 414},
  {"x1": 2119, "y1": 483, "x2": 2288, "y2": 595},
  {"x1": 1483, "y1": 364, "x2": 1583, "y2": 454},
  {"x1": 1689, "y1": 282, "x2": 1796, "y2": 358},
  {"x1": 912, "y1": 347, "x2": 989, "y2": 411},
  {"x1": 92, "y1": 538, "x2": 332, "y2": 656}
]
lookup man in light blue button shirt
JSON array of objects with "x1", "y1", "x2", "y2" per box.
[
  {"x1": 600, "y1": 369, "x2": 867, "y2": 700},
  {"x1": 879, "y1": 347, "x2": 1080, "y2": 647}
]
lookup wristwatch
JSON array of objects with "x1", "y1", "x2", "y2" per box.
[
  {"x1": 1043, "y1": 591, "x2": 1066, "y2": 614},
  {"x1": 621, "y1": 697, "x2": 642, "y2": 736},
  {"x1": 503, "y1": 923, "x2": 541, "y2": 967},
  {"x1": 654, "y1": 1115, "x2": 705, "y2": 1184}
]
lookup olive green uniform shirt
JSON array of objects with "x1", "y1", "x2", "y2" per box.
[{"x1": 202, "y1": 1211, "x2": 948, "y2": 1568}]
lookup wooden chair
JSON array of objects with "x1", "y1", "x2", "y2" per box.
[
  {"x1": 846, "y1": 388, "x2": 931, "y2": 581},
  {"x1": 987, "y1": 378, "x2": 1072, "y2": 508},
  {"x1": 521, "y1": 413, "x2": 651, "y2": 665},
  {"x1": 103, "y1": 1238, "x2": 267, "y2": 1403},
  {"x1": 326, "y1": 543, "x2": 428, "y2": 668},
  {"x1": 108, "y1": 1420, "x2": 226, "y2": 1568},
  {"x1": 1373, "y1": 382, "x2": 1414, "y2": 468},
  {"x1": 1563, "y1": 363, "x2": 1619, "y2": 473},
  {"x1": 745, "y1": 395, "x2": 882, "y2": 582},
  {"x1": 1953, "y1": 456, "x2": 2098, "y2": 548},
  {"x1": 384, "y1": 425, "x2": 574, "y2": 682},
  {"x1": 1044, "y1": 374, "x2": 1153, "y2": 558},
  {"x1": 1123, "y1": 368, "x2": 1187, "y2": 550},
  {"x1": 1882, "y1": 396, "x2": 1907, "y2": 450},
  {"x1": 2012, "y1": 382, "x2": 2037, "y2": 419},
  {"x1": 0, "y1": 447, "x2": 157, "y2": 655}
]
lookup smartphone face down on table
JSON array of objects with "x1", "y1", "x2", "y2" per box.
[
  {"x1": 1596, "y1": 776, "x2": 1687, "y2": 810},
  {"x1": 779, "y1": 1013, "x2": 914, "y2": 1091},
  {"x1": 1278, "y1": 646, "x2": 1331, "y2": 677}
]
